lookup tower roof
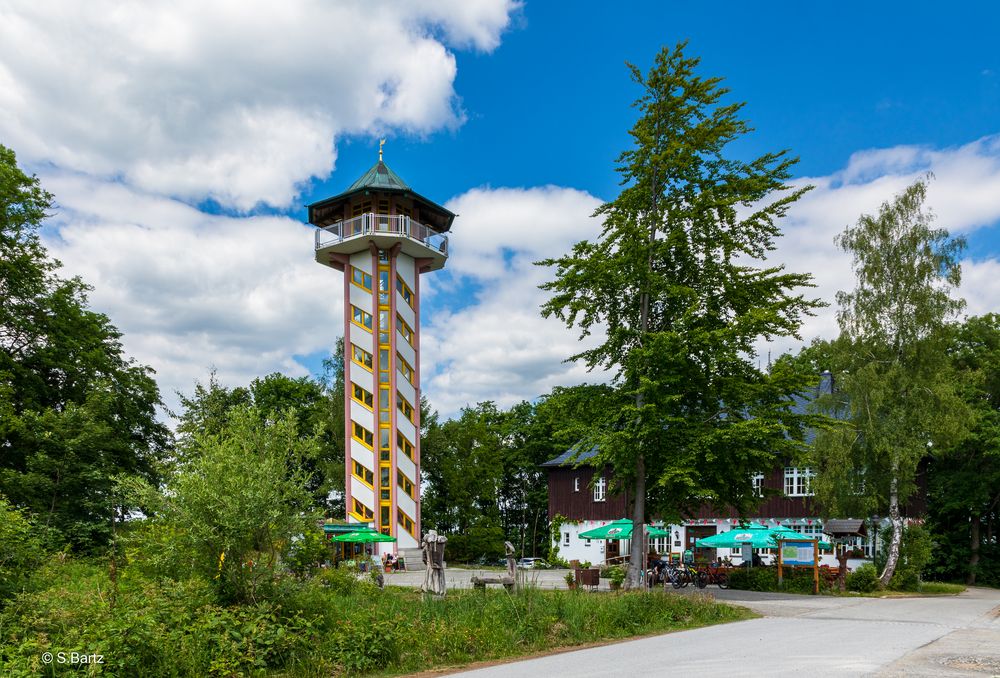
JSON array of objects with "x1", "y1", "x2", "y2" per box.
[
  {"x1": 346, "y1": 160, "x2": 411, "y2": 193},
  {"x1": 307, "y1": 157, "x2": 455, "y2": 233}
]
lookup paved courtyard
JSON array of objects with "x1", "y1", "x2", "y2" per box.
[{"x1": 386, "y1": 568, "x2": 1000, "y2": 677}]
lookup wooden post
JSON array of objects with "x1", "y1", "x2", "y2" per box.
[
  {"x1": 777, "y1": 538, "x2": 784, "y2": 588},
  {"x1": 813, "y1": 538, "x2": 819, "y2": 595}
]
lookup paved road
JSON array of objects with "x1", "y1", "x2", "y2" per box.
[{"x1": 397, "y1": 572, "x2": 1000, "y2": 677}]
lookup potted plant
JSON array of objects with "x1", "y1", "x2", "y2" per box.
[
  {"x1": 564, "y1": 571, "x2": 576, "y2": 590},
  {"x1": 608, "y1": 565, "x2": 625, "y2": 591}
]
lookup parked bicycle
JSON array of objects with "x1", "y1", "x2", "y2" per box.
[
  {"x1": 700, "y1": 565, "x2": 729, "y2": 589},
  {"x1": 664, "y1": 562, "x2": 706, "y2": 589}
]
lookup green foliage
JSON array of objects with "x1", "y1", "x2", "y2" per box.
[
  {"x1": 811, "y1": 178, "x2": 969, "y2": 586},
  {"x1": 846, "y1": 563, "x2": 881, "y2": 593},
  {"x1": 608, "y1": 564, "x2": 626, "y2": 586},
  {"x1": 0, "y1": 496, "x2": 48, "y2": 603},
  {"x1": 0, "y1": 144, "x2": 169, "y2": 552},
  {"x1": 727, "y1": 566, "x2": 829, "y2": 594},
  {"x1": 925, "y1": 315, "x2": 1000, "y2": 587},
  {"x1": 538, "y1": 42, "x2": 821, "y2": 585},
  {"x1": 0, "y1": 554, "x2": 751, "y2": 677},
  {"x1": 175, "y1": 343, "x2": 346, "y2": 516},
  {"x1": 134, "y1": 406, "x2": 319, "y2": 603},
  {"x1": 873, "y1": 523, "x2": 933, "y2": 591}
]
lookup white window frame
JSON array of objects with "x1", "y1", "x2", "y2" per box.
[
  {"x1": 593, "y1": 476, "x2": 607, "y2": 502},
  {"x1": 784, "y1": 467, "x2": 815, "y2": 497},
  {"x1": 752, "y1": 472, "x2": 764, "y2": 497},
  {"x1": 563, "y1": 531, "x2": 570, "y2": 546},
  {"x1": 574, "y1": 477, "x2": 580, "y2": 492}
]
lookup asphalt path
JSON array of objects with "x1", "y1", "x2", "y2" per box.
[{"x1": 387, "y1": 569, "x2": 1000, "y2": 677}]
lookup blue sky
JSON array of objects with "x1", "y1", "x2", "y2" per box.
[{"x1": 3, "y1": 1, "x2": 1000, "y2": 418}]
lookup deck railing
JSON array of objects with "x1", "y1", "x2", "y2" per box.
[{"x1": 314, "y1": 213, "x2": 448, "y2": 255}]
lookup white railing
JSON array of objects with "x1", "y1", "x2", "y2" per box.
[{"x1": 314, "y1": 213, "x2": 448, "y2": 255}]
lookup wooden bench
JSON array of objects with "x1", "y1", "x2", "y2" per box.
[{"x1": 471, "y1": 575, "x2": 515, "y2": 591}]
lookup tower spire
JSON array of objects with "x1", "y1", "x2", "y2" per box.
[{"x1": 379, "y1": 138, "x2": 385, "y2": 162}]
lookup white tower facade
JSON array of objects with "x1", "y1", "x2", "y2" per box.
[{"x1": 309, "y1": 155, "x2": 452, "y2": 551}]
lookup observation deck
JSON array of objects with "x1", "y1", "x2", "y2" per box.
[{"x1": 314, "y1": 213, "x2": 448, "y2": 271}]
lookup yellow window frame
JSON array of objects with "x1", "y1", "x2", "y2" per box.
[
  {"x1": 351, "y1": 305, "x2": 373, "y2": 332},
  {"x1": 351, "y1": 497, "x2": 373, "y2": 521},
  {"x1": 351, "y1": 382, "x2": 374, "y2": 410},
  {"x1": 397, "y1": 469, "x2": 415, "y2": 499},
  {"x1": 397, "y1": 430, "x2": 414, "y2": 460},
  {"x1": 396, "y1": 508, "x2": 416, "y2": 537},
  {"x1": 352, "y1": 460, "x2": 374, "y2": 488},
  {"x1": 396, "y1": 275, "x2": 414, "y2": 309},
  {"x1": 397, "y1": 314, "x2": 414, "y2": 347},
  {"x1": 397, "y1": 392, "x2": 414, "y2": 423},
  {"x1": 350, "y1": 266, "x2": 372, "y2": 292},
  {"x1": 350, "y1": 344, "x2": 373, "y2": 372},
  {"x1": 397, "y1": 354, "x2": 415, "y2": 385},
  {"x1": 352, "y1": 421, "x2": 374, "y2": 449}
]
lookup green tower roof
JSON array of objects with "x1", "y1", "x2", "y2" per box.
[
  {"x1": 308, "y1": 156, "x2": 455, "y2": 233},
  {"x1": 346, "y1": 160, "x2": 411, "y2": 193}
]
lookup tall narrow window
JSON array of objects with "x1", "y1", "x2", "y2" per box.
[{"x1": 593, "y1": 476, "x2": 607, "y2": 502}]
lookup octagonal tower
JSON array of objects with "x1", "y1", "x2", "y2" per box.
[{"x1": 308, "y1": 148, "x2": 453, "y2": 553}]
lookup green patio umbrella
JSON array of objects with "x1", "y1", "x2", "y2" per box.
[
  {"x1": 578, "y1": 519, "x2": 670, "y2": 540},
  {"x1": 695, "y1": 526, "x2": 830, "y2": 549},
  {"x1": 333, "y1": 530, "x2": 397, "y2": 543}
]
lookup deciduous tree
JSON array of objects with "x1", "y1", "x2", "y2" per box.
[
  {"x1": 814, "y1": 177, "x2": 968, "y2": 586},
  {"x1": 539, "y1": 44, "x2": 820, "y2": 587}
]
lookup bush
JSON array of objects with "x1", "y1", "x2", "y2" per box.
[
  {"x1": 847, "y1": 563, "x2": 880, "y2": 593},
  {"x1": 0, "y1": 496, "x2": 47, "y2": 603},
  {"x1": 727, "y1": 566, "x2": 829, "y2": 594},
  {"x1": 874, "y1": 523, "x2": 933, "y2": 590}
]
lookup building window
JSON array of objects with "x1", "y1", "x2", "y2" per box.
[
  {"x1": 397, "y1": 431, "x2": 414, "y2": 459},
  {"x1": 784, "y1": 467, "x2": 815, "y2": 497},
  {"x1": 351, "y1": 383, "x2": 374, "y2": 409},
  {"x1": 397, "y1": 355, "x2": 415, "y2": 385},
  {"x1": 573, "y1": 477, "x2": 580, "y2": 492},
  {"x1": 352, "y1": 498, "x2": 373, "y2": 520},
  {"x1": 585, "y1": 538, "x2": 591, "y2": 547},
  {"x1": 351, "y1": 305, "x2": 373, "y2": 331},
  {"x1": 351, "y1": 344, "x2": 373, "y2": 371},
  {"x1": 563, "y1": 532, "x2": 570, "y2": 546},
  {"x1": 397, "y1": 393, "x2": 415, "y2": 423},
  {"x1": 397, "y1": 508, "x2": 415, "y2": 537},
  {"x1": 352, "y1": 460, "x2": 374, "y2": 487},
  {"x1": 351, "y1": 422, "x2": 374, "y2": 449},
  {"x1": 752, "y1": 473, "x2": 764, "y2": 497},
  {"x1": 593, "y1": 476, "x2": 606, "y2": 502},
  {"x1": 397, "y1": 314, "x2": 415, "y2": 347},
  {"x1": 396, "y1": 275, "x2": 414, "y2": 308},
  {"x1": 397, "y1": 470, "x2": 415, "y2": 499},
  {"x1": 351, "y1": 266, "x2": 372, "y2": 292}
]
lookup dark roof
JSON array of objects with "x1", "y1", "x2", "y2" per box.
[
  {"x1": 541, "y1": 372, "x2": 838, "y2": 468},
  {"x1": 540, "y1": 444, "x2": 598, "y2": 468},
  {"x1": 824, "y1": 519, "x2": 867, "y2": 536}
]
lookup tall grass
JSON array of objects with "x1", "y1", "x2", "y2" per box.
[{"x1": 0, "y1": 558, "x2": 752, "y2": 677}]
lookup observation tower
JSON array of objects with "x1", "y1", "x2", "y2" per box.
[{"x1": 309, "y1": 143, "x2": 453, "y2": 553}]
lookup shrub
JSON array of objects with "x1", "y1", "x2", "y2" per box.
[
  {"x1": 0, "y1": 496, "x2": 47, "y2": 603},
  {"x1": 847, "y1": 563, "x2": 880, "y2": 592},
  {"x1": 728, "y1": 567, "x2": 777, "y2": 591}
]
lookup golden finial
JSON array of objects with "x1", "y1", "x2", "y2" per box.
[{"x1": 379, "y1": 138, "x2": 385, "y2": 162}]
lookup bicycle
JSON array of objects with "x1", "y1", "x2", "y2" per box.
[{"x1": 701, "y1": 565, "x2": 729, "y2": 589}]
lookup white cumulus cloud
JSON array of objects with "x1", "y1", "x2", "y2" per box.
[{"x1": 0, "y1": 0, "x2": 519, "y2": 210}]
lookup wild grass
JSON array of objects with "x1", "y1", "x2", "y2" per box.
[{"x1": 0, "y1": 558, "x2": 752, "y2": 677}]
